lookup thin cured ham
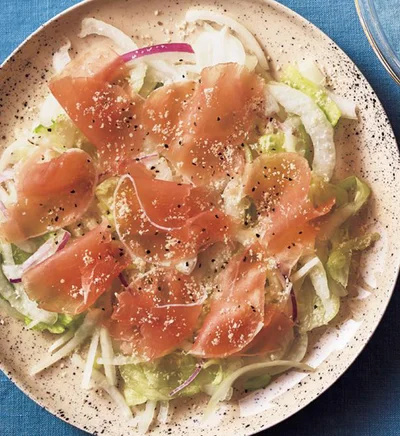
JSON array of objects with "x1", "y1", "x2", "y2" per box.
[
  {"x1": 241, "y1": 153, "x2": 335, "y2": 271},
  {"x1": 22, "y1": 224, "x2": 128, "y2": 315},
  {"x1": 114, "y1": 162, "x2": 232, "y2": 264},
  {"x1": 143, "y1": 63, "x2": 266, "y2": 186},
  {"x1": 240, "y1": 304, "x2": 294, "y2": 356},
  {"x1": 110, "y1": 269, "x2": 204, "y2": 359},
  {"x1": 190, "y1": 245, "x2": 266, "y2": 358},
  {"x1": 50, "y1": 47, "x2": 144, "y2": 177},
  {"x1": 0, "y1": 149, "x2": 97, "y2": 243}
]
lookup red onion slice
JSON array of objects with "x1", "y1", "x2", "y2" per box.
[
  {"x1": 5, "y1": 230, "x2": 71, "y2": 283},
  {"x1": 0, "y1": 200, "x2": 9, "y2": 220},
  {"x1": 291, "y1": 288, "x2": 298, "y2": 322},
  {"x1": 121, "y1": 43, "x2": 195, "y2": 64},
  {"x1": 119, "y1": 273, "x2": 129, "y2": 287},
  {"x1": 169, "y1": 361, "x2": 203, "y2": 397}
]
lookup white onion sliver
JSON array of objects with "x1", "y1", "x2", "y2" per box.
[
  {"x1": 0, "y1": 139, "x2": 35, "y2": 172},
  {"x1": 71, "y1": 354, "x2": 134, "y2": 422},
  {"x1": 100, "y1": 326, "x2": 117, "y2": 386},
  {"x1": 138, "y1": 400, "x2": 157, "y2": 434},
  {"x1": 26, "y1": 319, "x2": 41, "y2": 330},
  {"x1": 264, "y1": 86, "x2": 280, "y2": 117},
  {"x1": 0, "y1": 296, "x2": 25, "y2": 320},
  {"x1": 79, "y1": 18, "x2": 138, "y2": 52},
  {"x1": 204, "y1": 360, "x2": 313, "y2": 420},
  {"x1": 82, "y1": 328, "x2": 100, "y2": 389},
  {"x1": 53, "y1": 40, "x2": 72, "y2": 73},
  {"x1": 39, "y1": 94, "x2": 66, "y2": 127},
  {"x1": 267, "y1": 82, "x2": 335, "y2": 180},
  {"x1": 30, "y1": 310, "x2": 101, "y2": 375},
  {"x1": 185, "y1": 9, "x2": 269, "y2": 70},
  {"x1": 0, "y1": 168, "x2": 15, "y2": 184},
  {"x1": 193, "y1": 25, "x2": 247, "y2": 70},
  {"x1": 48, "y1": 329, "x2": 75, "y2": 354},
  {"x1": 157, "y1": 401, "x2": 170, "y2": 425},
  {"x1": 327, "y1": 91, "x2": 358, "y2": 120},
  {"x1": 298, "y1": 59, "x2": 326, "y2": 86},
  {"x1": 0, "y1": 242, "x2": 14, "y2": 265},
  {"x1": 290, "y1": 256, "x2": 320, "y2": 283}
]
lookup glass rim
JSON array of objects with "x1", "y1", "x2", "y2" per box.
[{"x1": 355, "y1": 0, "x2": 400, "y2": 85}]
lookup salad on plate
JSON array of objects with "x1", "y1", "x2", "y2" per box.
[{"x1": 0, "y1": 9, "x2": 379, "y2": 432}]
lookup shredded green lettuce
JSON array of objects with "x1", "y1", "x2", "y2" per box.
[
  {"x1": 11, "y1": 244, "x2": 32, "y2": 265},
  {"x1": 296, "y1": 277, "x2": 340, "y2": 333},
  {"x1": 120, "y1": 353, "x2": 220, "y2": 406},
  {"x1": 281, "y1": 65, "x2": 341, "y2": 126},
  {"x1": 257, "y1": 132, "x2": 285, "y2": 153},
  {"x1": 24, "y1": 313, "x2": 83, "y2": 334},
  {"x1": 309, "y1": 176, "x2": 348, "y2": 209},
  {"x1": 327, "y1": 232, "x2": 380, "y2": 287},
  {"x1": 319, "y1": 176, "x2": 371, "y2": 239},
  {"x1": 290, "y1": 117, "x2": 313, "y2": 164}
]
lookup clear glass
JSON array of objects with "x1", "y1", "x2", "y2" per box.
[{"x1": 355, "y1": 0, "x2": 400, "y2": 84}]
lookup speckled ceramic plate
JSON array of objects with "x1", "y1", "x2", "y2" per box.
[{"x1": 0, "y1": 0, "x2": 399, "y2": 434}]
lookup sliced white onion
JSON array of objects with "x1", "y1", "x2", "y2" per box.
[
  {"x1": 157, "y1": 401, "x2": 170, "y2": 425},
  {"x1": 295, "y1": 60, "x2": 357, "y2": 120},
  {"x1": 72, "y1": 354, "x2": 134, "y2": 421},
  {"x1": 79, "y1": 18, "x2": 148, "y2": 93},
  {"x1": 267, "y1": 82, "x2": 335, "y2": 180},
  {"x1": 82, "y1": 328, "x2": 100, "y2": 389},
  {"x1": 53, "y1": 40, "x2": 72, "y2": 73},
  {"x1": 264, "y1": 86, "x2": 280, "y2": 117},
  {"x1": 185, "y1": 9, "x2": 269, "y2": 70},
  {"x1": 4, "y1": 180, "x2": 17, "y2": 205},
  {"x1": 298, "y1": 59, "x2": 326, "y2": 86},
  {"x1": 48, "y1": 329, "x2": 75, "y2": 354},
  {"x1": 327, "y1": 91, "x2": 358, "y2": 120},
  {"x1": 0, "y1": 168, "x2": 14, "y2": 184},
  {"x1": 303, "y1": 255, "x2": 330, "y2": 301},
  {"x1": 0, "y1": 139, "x2": 35, "y2": 172},
  {"x1": 193, "y1": 25, "x2": 247, "y2": 70},
  {"x1": 0, "y1": 242, "x2": 14, "y2": 264},
  {"x1": 99, "y1": 326, "x2": 117, "y2": 386},
  {"x1": 38, "y1": 94, "x2": 66, "y2": 127},
  {"x1": 30, "y1": 310, "x2": 101, "y2": 375},
  {"x1": 290, "y1": 256, "x2": 319, "y2": 283},
  {"x1": 0, "y1": 296, "x2": 25, "y2": 320},
  {"x1": 26, "y1": 319, "x2": 41, "y2": 330},
  {"x1": 138, "y1": 400, "x2": 157, "y2": 434},
  {"x1": 204, "y1": 360, "x2": 313, "y2": 420},
  {"x1": 79, "y1": 18, "x2": 138, "y2": 52}
]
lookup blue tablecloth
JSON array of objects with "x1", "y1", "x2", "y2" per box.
[{"x1": 0, "y1": 1, "x2": 399, "y2": 435}]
